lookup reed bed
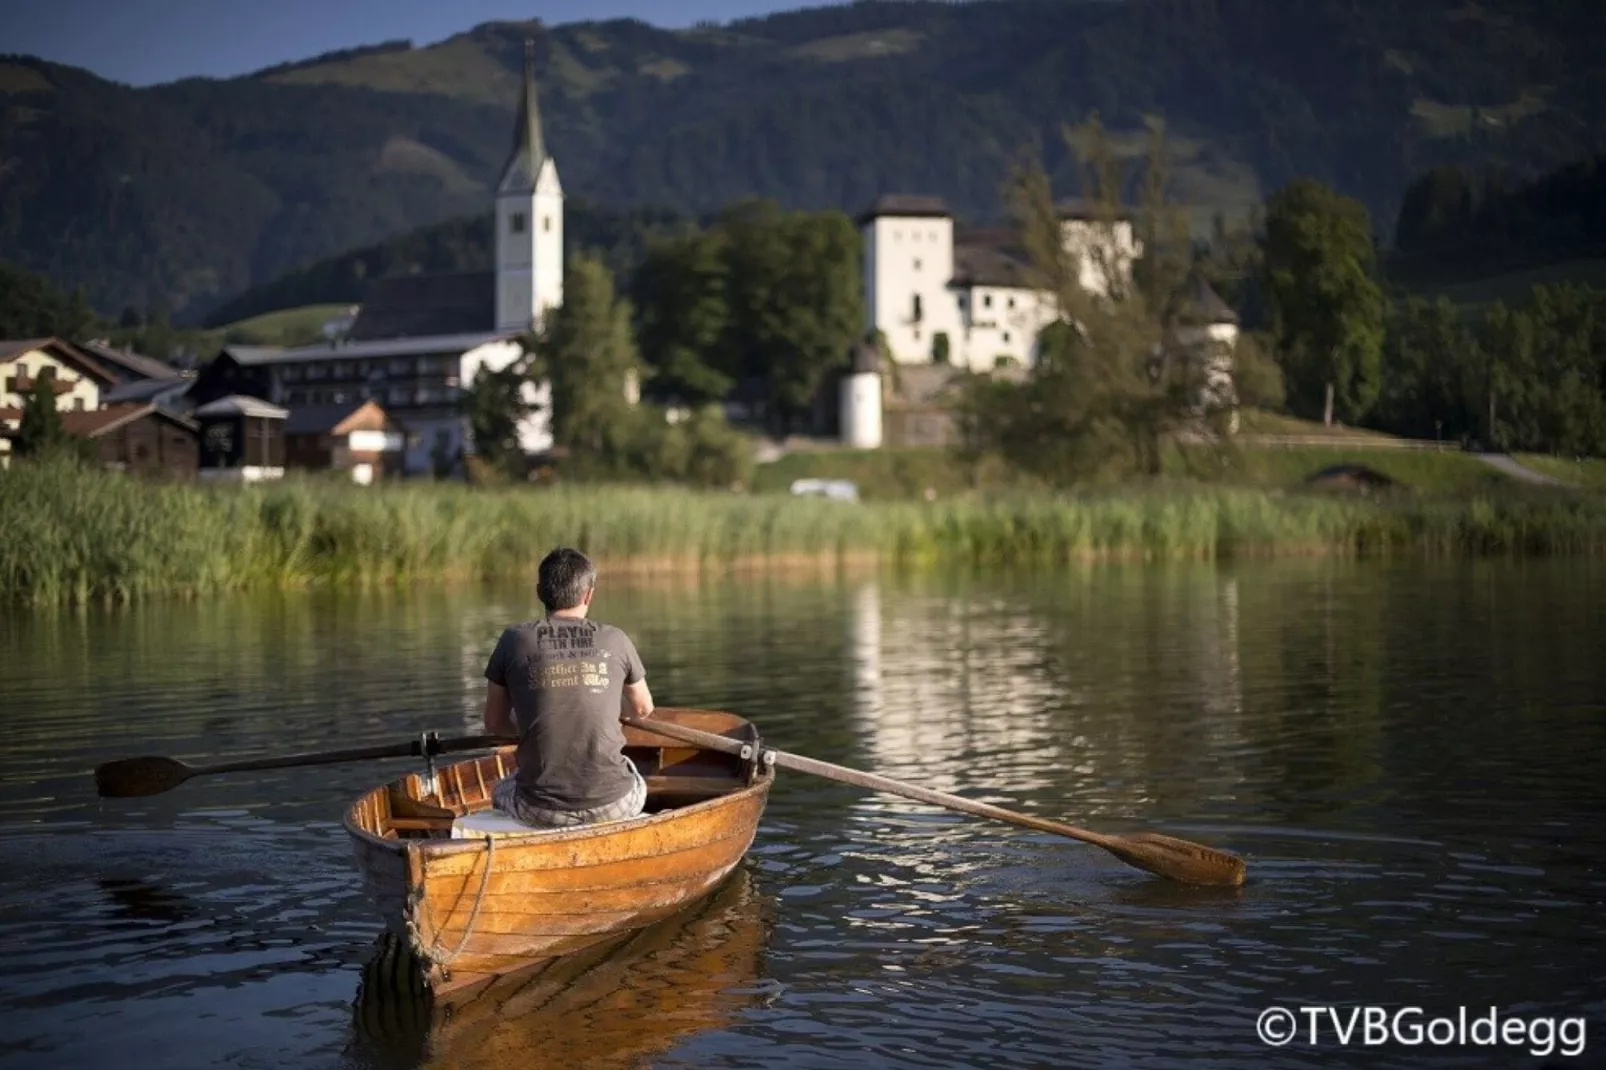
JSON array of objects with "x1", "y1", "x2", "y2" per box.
[{"x1": 4, "y1": 462, "x2": 1605, "y2": 605}]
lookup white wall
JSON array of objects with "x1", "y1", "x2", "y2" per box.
[
  {"x1": 458, "y1": 339, "x2": 553, "y2": 457},
  {"x1": 840, "y1": 372, "x2": 882, "y2": 448},
  {"x1": 863, "y1": 215, "x2": 963, "y2": 366},
  {"x1": 495, "y1": 158, "x2": 564, "y2": 334},
  {"x1": 957, "y1": 286, "x2": 1058, "y2": 371},
  {"x1": 1, "y1": 347, "x2": 100, "y2": 412},
  {"x1": 1062, "y1": 219, "x2": 1141, "y2": 297}
]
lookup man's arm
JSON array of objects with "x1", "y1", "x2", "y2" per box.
[
  {"x1": 621, "y1": 679, "x2": 654, "y2": 721},
  {"x1": 484, "y1": 681, "x2": 517, "y2": 737}
]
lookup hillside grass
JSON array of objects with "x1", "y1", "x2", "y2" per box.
[
  {"x1": 1513, "y1": 454, "x2": 1606, "y2": 491},
  {"x1": 8, "y1": 461, "x2": 1605, "y2": 606},
  {"x1": 213, "y1": 304, "x2": 353, "y2": 348}
]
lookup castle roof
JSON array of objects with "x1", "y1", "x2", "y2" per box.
[
  {"x1": 498, "y1": 39, "x2": 550, "y2": 195},
  {"x1": 856, "y1": 195, "x2": 952, "y2": 227},
  {"x1": 1170, "y1": 275, "x2": 1240, "y2": 326}
]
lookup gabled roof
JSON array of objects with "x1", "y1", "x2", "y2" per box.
[
  {"x1": 284, "y1": 398, "x2": 389, "y2": 436},
  {"x1": 194, "y1": 395, "x2": 289, "y2": 419},
  {"x1": 104, "y1": 376, "x2": 193, "y2": 405},
  {"x1": 497, "y1": 39, "x2": 550, "y2": 195},
  {"x1": 856, "y1": 195, "x2": 952, "y2": 227},
  {"x1": 1170, "y1": 275, "x2": 1240, "y2": 326},
  {"x1": 61, "y1": 402, "x2": 199, "y2": 437},
  {"x1": 348, "y1": 271, "x2": 496, "y2": 341},
  {"x1": 0, "y1": 337, "x2": 119, "y2": 385},
  {"x1": 78, "y1": 340, "x2": 181, "y2": 382}
]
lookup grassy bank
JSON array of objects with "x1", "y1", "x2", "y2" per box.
[{"x1": 6, "y1": 462, "x2": 1606, "y2": 605}]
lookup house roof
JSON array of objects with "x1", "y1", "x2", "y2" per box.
[
  {"x1": 284, "y1": 398, "x2": 390, "y2": 436},
  {"x1": 1170, "y1": 275, "x2": 1240, "y2": 326},
  {"x1": 1057, "y1": 197, "x2": 1135, "y2": 222},
  {"x1": 103, "y1": 376, "x2": 193, "y2": 405},
  {"x1": 348, "y1": 271, "x2": 498, "y2": 341},
  {"x1": 856, "y1": 194, "x2": 952, "y2": 227},
  {"x1": 497, "y1": 39, "x2": 550, "y2": 195},
  {"x1": 952, "y1": 243, "x2": 1035, "y2": 289},
  {"x1": 78, "y1": 340, "x2": 181, "y2": 382},
  {"x1": 194, "y1": 395, "x2": 289, "y2": 419},
  {"x1": 223, "y1": 330, "x2": 516, "y2": 366},
  {"x1": 61, "y1": 402, "x2": 198, "y2": 437},
  {"x1": 0, "y1": 337, "x2": 119, "y2": 385}
]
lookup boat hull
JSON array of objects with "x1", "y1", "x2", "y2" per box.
[{"x1": 344, "y1": 708, "x2": 773, "y2": 995}]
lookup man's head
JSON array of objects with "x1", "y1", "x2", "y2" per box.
[{"x1": 537, "y1": 547, "x2": 598, "y2": 615}]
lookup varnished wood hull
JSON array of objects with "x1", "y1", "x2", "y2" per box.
[
  {"x1": 343, "y1": 709, "x2": 773, "y2": 995},
  {"x1": 352, "y1": 866, "x2": 771, "y2": 1068}
]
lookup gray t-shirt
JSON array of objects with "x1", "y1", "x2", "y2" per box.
[{"x1": 483, "y1": 616, "x2": 645, "y2": 811}]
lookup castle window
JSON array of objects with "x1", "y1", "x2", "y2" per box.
[
  {"x1": 913, "y1": 259, "x2": 922, "y2": 271},
  {"x1": 1008, "y1": 297, "x2": 1016, "y2": 309},
  {"x1": 1003, "y1": 332, "x2": 1012, "y2": 343},
  {"x1": 510, "y1": 212, "x2": 527, "y2": 234},
  {"x1": 983, "y1": 294, "x2": 993, "y2": 309},
  {"x1": 912, "y1": 294, "x2": 923, "y2": 322},
  {"x1": 74, "y1": 397, "x2": 85, "y2": 411},
  {"x1": 543, "y1": 216, "x2": 552, "y2": 233}
]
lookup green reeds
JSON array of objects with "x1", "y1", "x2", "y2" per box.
[{"x1": 4, "y1": 461, "x2": 1605, "y2": 606}]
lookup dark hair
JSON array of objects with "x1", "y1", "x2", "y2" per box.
[{"x1": 537, "y1": 547, "x2": 597, "y2": 612}]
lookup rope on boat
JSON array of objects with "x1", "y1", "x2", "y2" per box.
[{"x1": 422, "y1": 833, "x2": 495, "y2": 971}]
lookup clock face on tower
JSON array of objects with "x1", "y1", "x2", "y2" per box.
[{"x1": 205, "y1": 424, "x2": 234, "y2": 457}]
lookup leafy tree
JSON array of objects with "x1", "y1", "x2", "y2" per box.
[
  {"x1": 0, "y1": 263, "x2": 97, "y2": 340},
  {"x1": 534, "y1": 252, "x2": 644, "y2": 459},
  {"x1": 1262, "y1": 179, "x2": 1386, "y2": 425},
  {"x1": 633, "y1": 229, "x2": 735, "y2": 404},
  {"x1": 1473, "y1": 285, "x2": 1606, "y2": 456},
  {"x1": 462, "y1": 357, "x2": 537, "y2": 481},
  {"x1": 956, "y1": 115, "x2": 1211, "y2": 483},
  {"x1": 1372, "y1": 297, "x2": 1475, "y2": 442},
  {"x1": 13, "y1": 377, "x2": 95, "y2": 463}
]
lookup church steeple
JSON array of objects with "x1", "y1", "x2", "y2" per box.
[
  {"x1": 498, "y1": 39, "x2": 548, "y2": 195},
  {"x1": 494, "y1": 34, "x2": 563, "y2": 333}
]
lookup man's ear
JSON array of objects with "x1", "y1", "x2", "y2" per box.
[{"x1": 583, "y1": 586, "x2": 596, "y2": 606}]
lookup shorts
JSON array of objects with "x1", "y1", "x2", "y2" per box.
[{"x1": 490, "y1": 763, "x2": 647, "y2": 829}]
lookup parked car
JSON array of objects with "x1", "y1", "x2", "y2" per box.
[{"x1": 789, "y1": 478, "x2": 860, "y2": 502}]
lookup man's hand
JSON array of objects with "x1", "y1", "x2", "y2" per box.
[
  {"x1": 484, "y1": 681, "x2": 516, "y2": 737},
  {"x1": 621, "y1": 679, "x2": 654, "y2": 721}
]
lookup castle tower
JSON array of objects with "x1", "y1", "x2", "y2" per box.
[{"x1": 495, "y1": 40, "x2": 564, "y2": 334}]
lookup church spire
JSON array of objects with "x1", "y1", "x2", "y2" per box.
[{"x1": 498, "y1": 38, "x2": 548, "y2": 194}]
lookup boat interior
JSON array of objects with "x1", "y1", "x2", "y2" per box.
[{"x1": 347, "y1": 711, "x2": 766, "y2": 843}]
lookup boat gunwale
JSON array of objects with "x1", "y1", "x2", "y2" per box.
[{"x1": 341, "y1": 722, "x2": 774, "y2": 857}]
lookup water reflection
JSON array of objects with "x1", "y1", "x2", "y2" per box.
[
  {"x1": 2, "y1": 561, "x2": 1603, "y2": 1070},
  {"x1": 348, "y1": 870, "x2": 772, "y2": 1070}
]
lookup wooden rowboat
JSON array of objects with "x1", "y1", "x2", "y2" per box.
[
  {"x1": 343, "y1": 708, "x2": 773, "y2": 999},
  {"x1": 353, "y1": 867, "x2": 770, "y2": 1066}
]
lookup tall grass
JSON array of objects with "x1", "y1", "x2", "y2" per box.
[{"x1": 5, "y1": 462, "x2": 1606, "y2": 605}]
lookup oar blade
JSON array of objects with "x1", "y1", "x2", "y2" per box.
[
  {"x1": 94, "y1": 756, "x2": 194, "y2": 798},
  {"x1": 1103, "y1": 832, "x2": 1247, "y2": 887}
]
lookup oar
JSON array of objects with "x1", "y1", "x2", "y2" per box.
[
  {"x1": 94, "y1": 734, "x2": 510, "y2": 799},
  {"x1": 623, "y1": 716, "x2": 1246, "y2": 887}
]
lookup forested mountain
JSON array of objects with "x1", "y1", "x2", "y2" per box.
[{"x1": 3, "y1": 0, "x2": 1603, "y2": 322}]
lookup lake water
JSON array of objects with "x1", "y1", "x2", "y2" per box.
[{"x1": 1, "y1": 560, "x2": 1602, "y2": 1069}]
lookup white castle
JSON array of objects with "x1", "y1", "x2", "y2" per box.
[{"x1": 841, "y1": 194, "x2": 1237, "y2": 448}]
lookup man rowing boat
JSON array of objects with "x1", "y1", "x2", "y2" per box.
[{"x1": 483, "y1": 547, "x2": 655, "y2": 828}]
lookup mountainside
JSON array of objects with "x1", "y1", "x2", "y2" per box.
[{"x1": 3, "y1": 0, "x2": 1603, "y2": 322}]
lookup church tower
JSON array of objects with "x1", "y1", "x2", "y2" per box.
[{"x1": 495, "y1": 40, "x2": 563, "y2": 334}]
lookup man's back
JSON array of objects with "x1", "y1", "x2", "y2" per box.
[{"x1": 484, "y1": 616, "x2": 644, "y2": 811}]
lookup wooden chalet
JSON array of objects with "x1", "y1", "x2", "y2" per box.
[
  {"x1": 0, "y1": 338, "x2": 120, "y2": 468},
  {"x1": 284, "y1": 398, "x2": 406, "y2": 484},
  {"x1": 194, "y1": 395, "x2": 288, "y2": 482},
  {"x1": 61, "y1": 403, "x2": 199, "y2": 479}
]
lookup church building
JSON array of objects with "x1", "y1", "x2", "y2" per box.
[{"x1": 192, "y1": 44, "x2": 563, "y2": 477}]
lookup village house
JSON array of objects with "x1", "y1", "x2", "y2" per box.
[
  {"x1": 0, "y1": 338, "x2": 120, "y2": 467},
  {"x1": 194, "y1": 395, "x2": 288, "y2": 482},
  {"x1": 283, "y1": 398, "x2": 406, "y2": 484},
  {"x1": 62, "y1": 403, "x2": 200, "y2": 479}
]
